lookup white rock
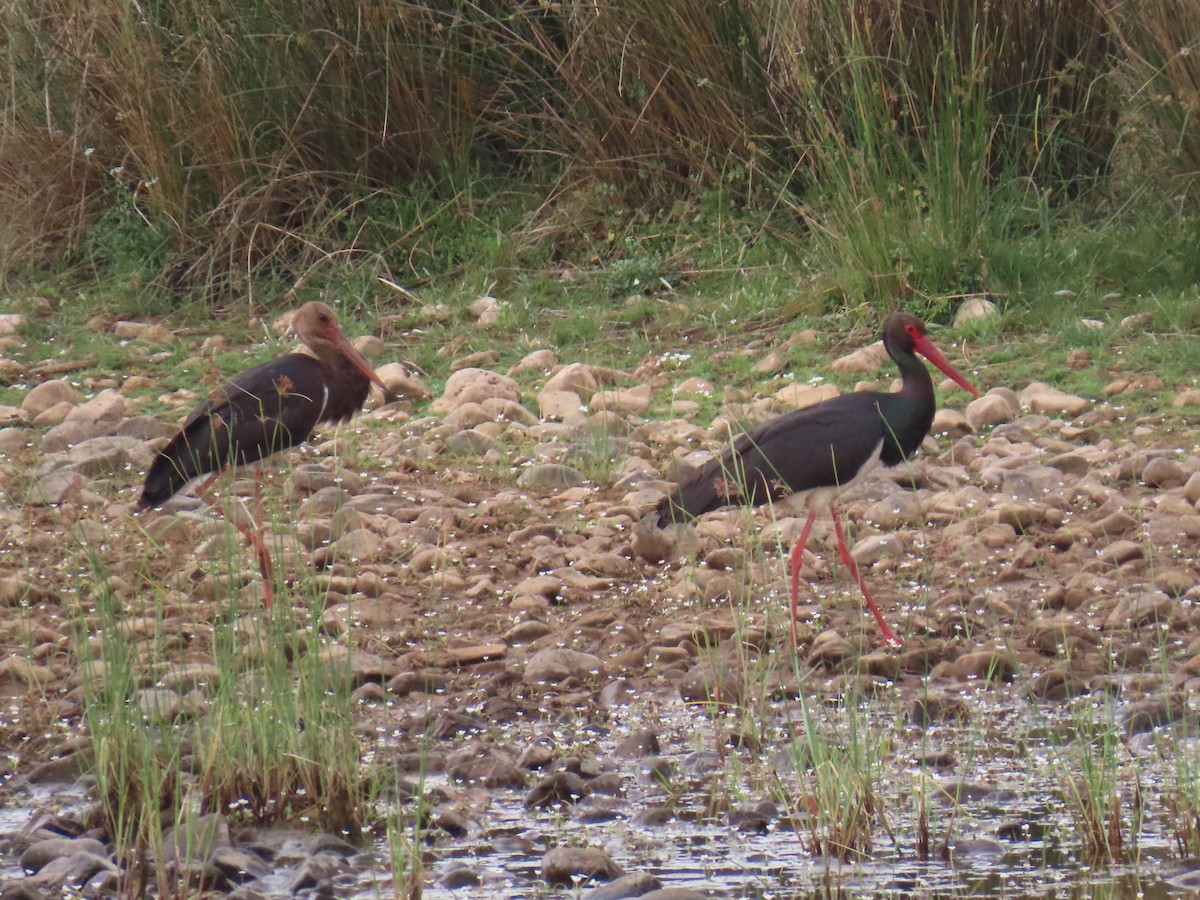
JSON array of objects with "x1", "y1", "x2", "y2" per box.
[
  {"x1": 953, "y1": 297, "x2": 998, "y2": 325},
  {"x1": 432, "y1": 368, "x2": 520, "y2": 413}
]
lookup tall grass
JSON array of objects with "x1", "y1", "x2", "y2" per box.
[
  {"x1": 74, "y1": 518, "x2": 367, "y2": 889},
  {"x1": 1105, "y1": 0, "x2": 1200, "y2": 204},
  {"x1": 0, "y1": 0, "x2": 1120, "y2": 306},
  {"x1": 758, "y1": 0, "x2": 1113, "y2": 313}
]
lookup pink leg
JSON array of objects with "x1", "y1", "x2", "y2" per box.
[
  {"x1": 789, "y1": 512, "x2": 817, "y2": 649},
  {"x1": 829, "y1": 505, "x2": 901, "y2": 647}
]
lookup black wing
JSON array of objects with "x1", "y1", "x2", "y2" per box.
[
  {"x1": 656, "y1": 393, "x2": 890, "y2": 526},
  {"x1": 137, "y1": 354, "x2": 328, "y2": 508}
]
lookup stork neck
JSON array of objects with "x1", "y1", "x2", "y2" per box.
[{"x1": 888, "y1": 343, "x2": 934, "y2": 402}]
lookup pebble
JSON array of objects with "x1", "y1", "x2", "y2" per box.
[
  {"x1": 524, "y1": 649, "x2": 605, "y2": 684},
  {"x1": 432, "y1": 367, "x2": 521, "y2": 412},
  {"x1": 542, "y1": 847, "x2": 623, "y2": 885},
  {"x1": 24, "y1": 381, "x2": 85, "y2": 419},
  {"x1": 518, "y1": 463, "x2": 585, "y2": 489}
]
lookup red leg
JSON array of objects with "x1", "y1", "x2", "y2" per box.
[
  {"x1": 829, "y1": 505, "x2": 901, "y2": 647},
  {"x1": 198, "y1": 472, "x2": 274, "y2": 609},
  {"x1": 249, "y1": 474, "x2": 274, "y2": 609},
  {"x1": 789, "y1": 512, "x2": 817, "y2": 649},
  {"x1": 195, "y1": 472, "x2": 220, "y2": 505}
]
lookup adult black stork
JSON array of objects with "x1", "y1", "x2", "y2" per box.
[
  {"x1": 655, "y1": 312, "x2": 980, "y2": 647},
  {"x1": 136, "y1": 301, "x2": 387, "y2": 604}
]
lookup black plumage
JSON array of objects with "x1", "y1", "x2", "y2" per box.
[
  {"x1": 137, "y1": 302, "x2": 384, "y2": 510},
  {"x1": 653, "y1": 312, "x2": 980, "y2": 645}
]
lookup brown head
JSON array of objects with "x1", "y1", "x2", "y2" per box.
[
  {"x1": 291, "y1": 302, "x2": 386, "y2": 389},
  {"x1": 881, "y1": 312, "x2": 980, "y2": 397}
]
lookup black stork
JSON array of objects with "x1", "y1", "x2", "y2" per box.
[
  {"x1": 136, "y1": 301, "x2": 387, "y2": 604},
  {"x1": 655, "y1": 312, "x2": 980, "y2": 647}
]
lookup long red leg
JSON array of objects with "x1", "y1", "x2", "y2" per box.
[
  {"x1": 195, "y1": 472, "x2": 220, "y2": 505},
  {"x1": 249, "y1": 473, "x2": 274, "y2": 609},
  {"x1": 789, "y1": 512, "x2": 817, "y2": 649},
  {"x1": 197, "y1": 471, "x2": 274, "y2": 609},
  {"x1": 829, "y1": 505, "x2": 901, "y2": 647}
]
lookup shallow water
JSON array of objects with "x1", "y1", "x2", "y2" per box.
[{"x1": 4, "y1": 684, "x2": 1196, "y2": 898}]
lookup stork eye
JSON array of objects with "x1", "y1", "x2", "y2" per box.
[{"x1": 904, "y1": 323, "x2": 921, "y2": 338}]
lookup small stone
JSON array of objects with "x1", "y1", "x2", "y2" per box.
[
  {"x1": 677, "y1": 661, "x2": 742, "y2": 705},
  {"x1": 1185, "y1": 472, "x2": 1200, "y2": 505},
  {"x1": 1141, "y1": 457, "x2": 1185, "y2": 488},
  {"x1": 67, "y1": 435, "x2": 141, "y2": 476},
  {"x1": 950, "y1": 649, "x2": 1018, "y2": 682},
  {"x1": 536, "y1": 389, "x2": 584, "y2": 420},
  {"x1": 433, "y1": 367, "x2": 520, "y2": 412},
  {"x1": 63, "y1": 388, "x2": 125, "y2": 425},
  {"x1": 135, "y1": 688, "x2": 183, "y2": 721},
  {"x1": 27, "y1": 469, "x2": 82, "y2": 505},
  {"x1": 541, "y1": 846, "x2": 623, "y2": 886},
  {"x1": 1172, "y1": 390, "x2": 1200, "y2": 408},
  {"x1": 446, "y1": 429, "x2": 496, "y2": 455},
  {"x1": 1104, "y1": 591, "x2": 1174, "y2": 629},
  {"x1": 807, "y1": 630, "x2": 854, "y2": 668},
  {"x1": 508, "y1": 348, "x2": 557, "y2": 376},
  {"x1": 1066, "y1": 349, "x2": 1092, "y2": 369},
  {"x1": 1098, "y1": 540, "x2": 1143, "y2": 566},
  {"x1": 966, "y1": 393, "x2": 1016, "y2": 430},
  {"x1": 518, "y1": 464, "x2": 585, "y2": 490},
  {"x1": 614, "y1": 729, "x2": 661, "y2": 758},
  {"x1": 468, "y1": 295, "x2": 502, "y2": 325},
  {"x1": 374, "y1": 362, "x2": 432, "y2": 401},
  {"x1": 774, "y1": 383, "x2": 839, "y2": 409},
  {"x1": 590, "y1": 386, "x2": 652, "y2": 414},
  {"x1": 524, "y1": 649, "x2": 605, "y2": 684},
  {"x1": 586, "y1": 872, "x2": 664, "y2": 900},
  {"x1": 1019, "y1": 383, "x2": 1089, "y2": 417},
  {"x1": 953, "y1": 297, "x2": 998, "y2": 325},
  {"x1": 851, "y1": 533, "x2": 904, "y2": 565},
  {"x1": 22, "y1": 379, "x2": 83, "y2": 417},
  {"x1": 164, "y1": 813, "x2": 231, "y2": 863},
  {"x1": 674, "y1": 377, "x2": 715, "y2": 397},
  {"x1": 525, "y1": 771, "x2": 587, "y2": 808},
  {"x1": 751, "y1": 351, "x2": 786, "y2": 375},
  {"x1": 0, "y1": 313, "x2": 26, "y2": 335},
  {"x1": 450, "y1": 350, "x2": 502, "y2": 371},
  {"x1": 932, "y1": 408, "x2": 971, "y2": 436},
  {"x1": 831, "y1": 341, "x2": 889, "y2": 373},
  {"x1": 20, "y1": 837, "x2": 108, "y2": 874}
]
